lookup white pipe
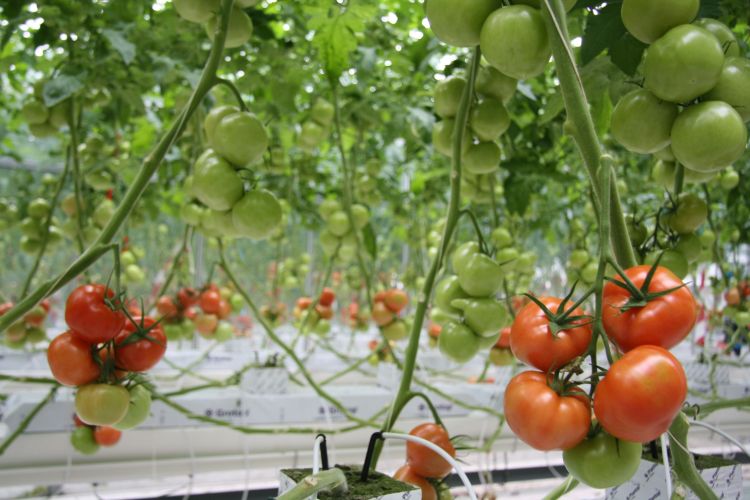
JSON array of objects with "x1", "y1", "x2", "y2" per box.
[
  {"x1": 660, "y1": 433, "x2": 673, "y2": 498},
  {"x1": 381, "y1": 432, "x2": 478, "y2": 500},
  {"x1": 312, "y1": 435, "x2": 325, "y2": 475}
]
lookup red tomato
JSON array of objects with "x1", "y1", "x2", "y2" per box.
[
  {"x1": 73, "y1": 414, "x2": 87, "y2": 428},
  {"x1": 384, "y1": 289, "x2": 409, "y2": 313},
  {"x1": 510, "y1": 297, "x2": 592, "y2": 372},
  {"x1": 318, "y1": 287, "x2": 336, "y2": 307},
  {"x1": 368, "y1": 339, "x2": 379, "y2": 351},
  {"x1": 66, "y1": 284, "x2": 126, "y2": 344},
  {"x1": 372, "y1": 301, "x2": 395, "y2": 327},
  {"x1": 156, "y1": 296, "x2": 178, "y2": 319},
  {"x1": 24, "y1": 305, "x2": 47, "y2": 327},
  {"x1": 194, "y1": 313, "x2": 218, "y2": 335},
  {"x1": 177, "y1": 287, "x2": 200, "y2": 308},
  {"x1": 47, "y1": 331, "x2": 101, "y2": 386},
  {"x1": 94, "y1": 426, "x2": 122, "y2": 446},
  {"x1": 496, "y1": 326, "x2": 511, "y2": 348},
  {"x1": 504, "y1": 371, "x2": 590, "y2": 451},
  {"x1": 297, "y1": 297, "x2": 312, "y2": 310},
  {"x1": 199, "y1": 290, "x2": 222, "y2": 314},
  {"x1": 217, "y1": 299, "x2": 232, "y2": 319},
  {"x1": 315, "y1": 304, "x2": 334, "y2": 320},
  {"x1": 725, "y1": 287, "x2": 740, "y2": 306},
  {"x1": 594, "y1": 345, "x2": 687, "y2": 443},
  {"x1": 374, "y1": 290, "x2": 388, "y2": 303},
  {"x1": 405, "y1": 423, "x2": 456, "y2": 479},
  {"x1": 428, "y1": 323, "x2": 442, "y2": 339},
  {"x1": 393, "y1": 464, "x2": 436, "y2": 500},
  {"x1": 114, "y1": 317, "x2": 167, "y2": 372},
  {"x1": 184, "y1": 306, "x2": 198, "y2": 320},
  {"x1": 602, "y1": 265, "x2": 697, "y2": 352}
]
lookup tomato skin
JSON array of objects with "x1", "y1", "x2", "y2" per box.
[
  {"x1": 406, "y1": 423, "x2": 456, "y2": 479},
  {"x1": 217, "y1": 299, "x2": 232, "y2": 319},
  {"x1": 610, "y1": 89, "x2": 678, "y2": 154},
  {"x1": 372, "y1": 301, "x2": 395, "y2": 327},
  {"x1": 65, "y1": 284, "x2": 126, "y2": 344},
  {"x1": 438, "y1": 321, "x2": 480, "y2": 363},
  {"x1": 425, "y1": 0, "x2": 502, "y2": 48},
  {"x1": 70, "y1": 426, "x2": 100, "y2": 455},
  {"x1": 504, "y1": 371, "x2": 590, "y2": 451},
  {"x1": 47, "y1": 331, "x2": 101, "y2": 386},
  {"x1": 156, "y1": 296, "x2": 178, "y2": 319},
  {"x1": 621, "y1": 0, "x2": 699, "y2": 44},
  {"x1": 94, "y1": 426, "x2": 122, "y2": 446},
  {"x1": 602, "y1": 266, "x2": 697, "y2": 352},
  {"x1": 393, "y1": 464, "x2": 437, "y2": 500},
  {"x1": 510, "y1": 297, "x2": 592, "y2": 372},
  {"x1": 496, "y1": 326, "x2": 511, "y2": 348},
  {"x1": 594, "y1": 345, "x2": 687, "y2": 443},
  {"x1": 563, "y1": 432, "x2": 642, "y2": 488},
  {"x1": 75, "y1": 384, "x2": 131, "y2": 426},
  {"x1": 384, "y1": 289, "x2": 408, "y2": 313},
  {"x1": 114, "y1": 317, "x2": 167, "y2": 372},
  {"x1": 199, "y1": 290, "x2": 222, "y2": 314},
  {"x1": 178, "y1": 287, "x2": 200, "y2": 308},
  {"x1": 318, "y1": 287, "x2": 336, "y2": 307},
  {"x1": 113, "y1": 384, "x2": 152, "y2": 430}
]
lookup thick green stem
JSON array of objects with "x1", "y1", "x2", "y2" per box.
[
  {"x1": 673, "y1": 163, "x2": 685, "y2": 198},
  {"x1": 0, "y1": 0, "x2": 235, "y2": 333},
  {"x1": 370, "y1": 48, "x2": 481, "y2": 470},
  {"x1": 541, "y1": 0, "x2": 635, "y2": 269},
  {"x1": 68, "y1": 94, "x2": 86, "y2": 253},
  {"x1": 669, "y1": 412, "x2": 719, "y2": 500},
  {"x1": 543, "y1": 476, "x2": 579, "y2": 500}
]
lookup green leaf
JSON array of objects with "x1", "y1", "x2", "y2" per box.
[
  {"x1": 504, "y1": 175, "x2": 531, "y2": 215},
  {"x1": 102, "y1": 28, "x2": 135, "y2": 65},
  {"x1": 42, "y1": 74, "x2": 83, "y2": 107},
  {"x1": 609, "y1": 33, "x2": 647, "y2": 76},
  {"x1": 362, "y1": 222, "x2": 377, "y2": 260},
  {"x1": 580, "y1": 2, "x2": 624, "y2": 65}
]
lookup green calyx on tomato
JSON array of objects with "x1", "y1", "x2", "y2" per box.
[{"x1": 563, "y1": 431, "x2": 642, "y2": 489}]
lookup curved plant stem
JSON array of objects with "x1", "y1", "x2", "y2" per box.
[
  {"x1": 369, "y1": 48, "x2": 482, "y2": 471},
  {"x1": 0, "y1": 386, "x2": 58, "y2": 456},
  {"x1": 21, "y1": 160, "x2": 71, "y2": 296},
  {"x1": 68, "y1": 96, "x2": 86, "y2": 254},
  {"x1": 154, "y1": 225, "x2": 193, "y2": 301},
  {"x1": 0, "y1": 373, "x2": 59, "y2": 385},
  {"x1": 702, "y1": 185, "x2": 730, "y2": 288},
  {"x1": 669, "y1": 412, "x2": 719, "y2": 500},
  {"x1": 218, "y1": 242, "x2": 375, "y2": 428},
  {"x1": 541, "y1": 0, "x2": 636, "y2": 269},
  {"x1": 0, "y1": 0, "x2": 235, "y2": 333},
  {"x1": 215, "y1": 77, "x2": 247, "y2": 111},
  {"x1": 543, "y1": 476, "x2": 579, "y2": 500}
]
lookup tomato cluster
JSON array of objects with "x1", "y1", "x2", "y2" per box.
[
  {"x1": 318, "y1": 199, "x2": 371, "y2": 264},
  {"x1": 70, "y1": 414, "x2": 122, "y2": 455},
  {"x1": 181, "y1": 104, "x2": 283, "y2": 241},
  {"x1": 19, "y1": 198, "x2": 65, "y2": 254},
  {"x1": 21, "y1": 82, "x2": 71, "y2": 139},
  {"x1": 343, "y1": 301, "x2": 370, "y2": 331},
  {"x1": 1, "y1": 299, "x2": 50, "y2": 348},
  {"x1": 46, "y1": 284, "x2": 158, "y2": 430},
  {"x1": 298, "y1": 98, "x2": 334, "y2": 152},
  {"x1": 293, "y1": 287, "x2": 337, "y2": 336},
  {"x1": 158, "y1": 283, "x2": 242, "y2": 342},
  {"x1": 174, "y1": 0, "x2": 257, "y2": 48},
  {"x1": 372, "y1": 288, "x2": 409, "y2": 341},
  {"x1": 392, "y1": 423, "x2": 456, "y2": 500}
]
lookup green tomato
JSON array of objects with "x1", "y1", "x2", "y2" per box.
[
  {"x1": 22, "y1": 100, "x2": 49, "y2": 125},
  {"x1": 205, "y1": 6, "x2": 253, "y2": 48},
  {"x1": 704, "y1": 57, "x2": 750, "y2": 122},
  {"x1": 430, "y1": 307, "x2": 461, "y2": 325},
  {"x1": 382, "y1": 320, "x2": 409, "y2": 341},
  {"x1": 432, "y1": 119, "x2": 470, "y2": 158},
  {"x1": 27, "y1": 198, "x2": 51, "y2": 219},
  {"x1": 626, "y1": 215, "x2": 648, "y2": 246},
  {"x1": 490, "y1": 347, "x2": 514, "y2": 366},
  {"x1": 232, "y1": 189, "x2": 282, "y2": 240},
  {"x1": 720, "y1": 167, "x2": 740, "y2": 190},
  {"x1": 451, "y1": 297, "x2": 507, "y2": 337},
  {"x1": 174, "y1": 0, "x2": 220, "y2": 22},
  {"x1": 456, "y1": 252, "x2": 503, "y2": 297},
  {"x1": 643, "y1": 25, "x2": 724, "y2": 103},
  {"x1": 477, "y1": 329, "x2": 501, "y2": 349},
  {"x1": 113, "y1": 385, "x2": 152, "y2": 430},
  {"x1": 203, "y1": 105, "x2": 239, "y2": 146},
  {"x1": 496, "y1": 246, "x2": 519, "y2": 272},
  {"x1": 211, "y1": 111, "x2": 269, "y2": 167},
  {"x1": 621, "y1": 0, "x2": 699, "y2": 44},
  {"x1": 425, "y1": 0, "x2": 502, "y2": 48},
  {"x1": 490, "y1": 227, "x2": 513, "y2": 249},
  {"x1": 668, "y1": 193, "x2": 708, "y2": 234},
  {"x1": 470, "y1": 98, "x2": 510, "y2": 142},
  {"x1": 193, "y1": 150, "x2": 244, "y2": 211},
  {"x1": 674, "y1": 233, "x2": 702, "y2": 263},
  {"x1": 85, "y1": 170, "x2": 114, "y2": 191},
  {"x1": 516, "y1": 251, "x2": 537, "y2": 274},
  {"x1": 699, "y1": 229, "x2": 716, "y2": 248},
  {"x1": 48, "y1": 101, "x2": 70, "y2": 129},
  {"x1": 480, "y1": 5, "x2": 550, "y2": 80},
  {"x1": 20, "y1": 236, "x2": 41, "y2": 254},
  {"x1": 463, "y1": 141, "x2": 501, "y2": 175},
  {"x1": 214, "y1": 321, "x2": 234, "y2": 342},
  {"x1": 694, "y1": 18, "x2": 740, "y2": 57},
  {"x1": 310, "y1": 99, "x2": 335, "y2": 127},
  {"x1": 319, "y1": 230, "x2": 340, "y2": 257},
  {"x1": 475, "y1": 66, "x2": 517, "y2": 104},
  {"x1": 231, "y1": 293, "x2": 244, "y2": 311},
  {"x1": 563, "y1": 432, "x2": 642, "y2": 488},
  {"x1": 327, "y1": 210, "x2": 351, "y2": 237},
  {"x1": 20, "y1": 217, "x2": 43, "y2": 239},
  {"x1": 351, "y1": 204, "x2": 370, "y2": 229},
  {"x1": 29, "y1": 122, "x2": 57, "y2": 138},
  {"x1": 164, "y1": 323, "x2": 184, "y2": 341},
  {"x1": 671, "y1": 101, "x2": 747, "y2": 173},
  {"x1": 60, "y1": 193, "x2": 81, "y2": 217},
  {"x1": 124, "y1": 264, "x2": 145, "y2": 283},
  {"x1": 646, "y1": 249, "x2": 689, "y2": 278},
  {"x1": 92, "y1": 199, "x2": 116, "y2": 229},
  {"x1": 319, "y1": 199, "x2": 342, "y2": 221},
  {"x1": 26, "y1": 327, "x2": 46, "y2": 343},
  {"x1": 180, "y1": 202, "x2": 205, "y2": 226},
  {"x1": 452, "y1": 241, "x2": 480, "y2": 275},
  {"x1": 298, "y1": 120, "x2": 327, "y2": 150},
  {"x1": 735, "y1": 311, "x2": 750, "y2": 326},
  {"x1": 610, "y1": 89, "x2": 678, "y2": 154},
  {"x1": 203, "y1": 208, "x2": 240, "y2": 238},
  {"x1": 581, "y1": 261, "x2": 598, "y2": 283},
  {"x1": 654, "y1": 145, "x2": 676, "y2": 162},
  {"x1": 434, "y1": 76, "x2": 467, "y2": 119},
  {"x1": 314, "y1": 319, "x2": 331, "y2": 336},
  {"x1": 71, "y1": 427, "x2": 100, "y2": 455},
  {"x1": 569, "y1": 249, "x2": 590, "y2": 269},
  {"x1": 120, "y1": 250, "x2": 136, "y2": 267},
  {"x1": 434, "y1": 275, "x2": 470, "y2": 314},
  {"x1": 75, "y1": 384, "x2": 131, "y2": 426},
  {"x1": 438, "y1": 321, "x2": 480, "y2": 363}
]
